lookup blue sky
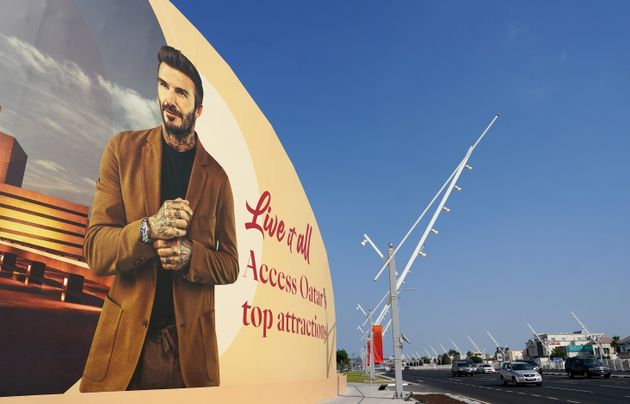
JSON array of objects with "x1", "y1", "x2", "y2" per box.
[{"x1": 173, "y1": 1, "x2": 630, "y2": 357}]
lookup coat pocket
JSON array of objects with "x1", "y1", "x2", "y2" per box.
[
  {"x1": 82, "y1": 294, "x2": 123, "y2": 383},
  {"x1": 199, "y1": 310, "x2": 219, "y2": 385},
  {"x1": 192, "y1": 215, "x2": 217, "y2": 249}
]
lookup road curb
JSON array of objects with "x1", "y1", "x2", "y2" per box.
[
  {"x1": 378, "y1": 373, "x2": 492, "y2": 404},
  {"x1": 412, "y1": 391, "x2": 491, "y2": 404}
]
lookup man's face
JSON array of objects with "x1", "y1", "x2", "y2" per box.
[{"x1": 157, "y1": 62, "x2": 202, "y2": 139}]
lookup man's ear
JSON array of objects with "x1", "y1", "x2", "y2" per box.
[{"x1": 195, "y1": 103, "x2": 203, "y2": 118}]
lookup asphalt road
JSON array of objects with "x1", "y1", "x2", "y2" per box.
[{"x1": 397, "y1": 368, "x2": 630, "y2": 404}]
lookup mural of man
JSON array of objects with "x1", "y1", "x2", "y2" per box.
[{"x1": 80, "y1": 45, "x2": 239, "y2": 392}]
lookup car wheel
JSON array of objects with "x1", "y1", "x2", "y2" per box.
[
  {"x1": 569, "y1": 371, "x2": 575, "y2": 378},
  {"x1": 536, "y1": 382, "x2": 542, "y2": 386},
  {"x1": 604, "y1": 374, "x2": 611, "y2": 379},
  {"x1": 586, "y1": 371, "x2": 592, "y2": 378},
  {"x1": 501, "y1": 376, "x2": 507, "y2": 386},
  {"x1": 512, "y1": 377, "x2": 518, "y2": 387}
]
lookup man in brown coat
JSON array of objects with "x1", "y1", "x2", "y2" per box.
[{"x1": 80, "y1": 46, "x2": 239, "y2": 392}]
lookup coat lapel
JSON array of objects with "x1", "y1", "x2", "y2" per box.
[
  {"x1": 186, "y1": 134, "x2": 209, "y2": 213},
  {"x1": 141, "y1": 127, "x2": 162, "y2": 286},
  {"x1": 141, "y1": 127, "x2": 162, "y2": 218}
]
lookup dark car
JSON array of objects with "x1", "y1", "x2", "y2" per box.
[
  {"x1": 451, "y1": 360, "x2": 476, "y2": 377},
  {"x1": 565, "y1": 357, "x2": 611, "y2": 378},
  {"x1": 519, "y1": 359, "x2": 542, "y2": 374}
]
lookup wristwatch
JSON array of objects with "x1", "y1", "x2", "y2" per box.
[{"x1": 139, "y1": 217, "x2": 153, "y2": 244}]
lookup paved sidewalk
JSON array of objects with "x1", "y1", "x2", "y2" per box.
[
  {"x1": 319, "y1": 383, "x2": 416, "y2": 403},
  {"x1": 319, "y1": 380, "x2": 485, "y2": 404}
]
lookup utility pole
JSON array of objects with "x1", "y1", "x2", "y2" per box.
[
  {"x1": 386, "y1": 244, "x2": 404, "y2": 398},
  {"x1": 466, "y1": 333, "x2": 482, "y2": 356},
  {"x1": 450, "y1": 338, "x2": 464, "y2": 359},
  {"x1": 486, "y1": 330, "x2": 506, "y2": 359},
  {"x1": 568, "y1": 309, "x2": 605, "y2": 360},
  {"x1": 360, "y1": 114, "x2": 500, "y2": 399},
  {"x1": 356, "y1": 304, "x2": 375, "y2": 384},
  {"x1": 525, "y1": 321, "x2": 551, "y2": 357},
  {"x1": 424, "y1": 348, "x2": 435, "y2": 367}
]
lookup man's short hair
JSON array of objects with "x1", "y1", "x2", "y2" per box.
[{"x1": 158, "y1": 45, "x2": 204, "y2": 107}]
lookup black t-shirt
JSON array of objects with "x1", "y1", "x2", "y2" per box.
[{"x1": 148, "y1": 135, "x2": 196, "y2": 332}]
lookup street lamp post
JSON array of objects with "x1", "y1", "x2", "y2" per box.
[
  {"x1": 359, "y1": 114, "x2": 499, "y2": 399},
  {"x1": 525, "y1": 321, "x2": 551, "y2": 358},
  {"x1": 568, "y1": 309, "x2": 605, "y2": 361},
  {"x1": 450, "y1": 338, "x2": 464, "y2": 360},
  {"x1": 386, "y1": 244, "x2": 404, "y2": 398},
  {"x1": 356, "y1": 304, "x2": 375, "y2": 384}
]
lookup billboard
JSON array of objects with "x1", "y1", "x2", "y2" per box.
[
  {"x1": 0, "y1": 0, "x2": 336, "y2": 402},
  {"x1": 566, "y1": 344, "x2": 594, "y2": 354}
]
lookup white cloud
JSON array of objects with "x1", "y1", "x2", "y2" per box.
[
  {"x1": 43, "y1": 117, "x2": 64, "y2": 133},
  {"x1": 23, "y1": 160, "x2": 94, "y2": 206},
  {"x1": 32, "y1": 159, "x2": 66, "y2": 173},
  {"x1": 0, "y1": 33, "x2": 160, "y2": 206},
  {"x1": 96, "y1": 75, "x2": 160, "y2": 132},
  {"x1": 6, "y1": 35, "x2": 92, "y2": 93}
]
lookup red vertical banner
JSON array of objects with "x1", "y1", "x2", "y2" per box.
[
  {"x1": 367, "y1": 339, "x2": 371, "y2": 365},
  {"x1": 372, "y1": 325, "x2": 383, "y2": 364}
]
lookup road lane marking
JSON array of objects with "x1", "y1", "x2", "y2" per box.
[
  {"x1": 531, "y1": 394, "x2": 542, "y2": 397},
  {"x1": 547, "y1": 397, "x2": 559, "y2": 401},
  {"x1": 566, "y1": 401, "x2": 580, "y2": 403},
  {"x1": 544, "y1": 386, "x2": 594, "y2": 393},
  {"x1": 599, "y1": 385, "x2": 630, "y2": 390}
]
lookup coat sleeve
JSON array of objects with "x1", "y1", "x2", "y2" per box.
[
  {"x1": 84, "y1": 136, "x2": 156, "y2": 276},
  {"x1": 185, "y1": 175, "x2": 239, "y2": 285}
]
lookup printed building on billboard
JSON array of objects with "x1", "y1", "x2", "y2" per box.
[{"x1": 0, "y1": 131, "x2": 27, "y2": 187}]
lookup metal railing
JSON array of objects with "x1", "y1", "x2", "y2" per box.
[{"x1": 540, "y1": 358, "x2": 630, "y2": 372}]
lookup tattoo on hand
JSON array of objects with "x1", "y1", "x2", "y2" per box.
[
  {"x1": 148, "y1": 199, "x2": 193, "y2": 240},
  {"x1": 156, "y1": 237, "x2": 192, "y2": 271}
]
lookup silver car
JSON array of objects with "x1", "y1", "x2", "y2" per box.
[
  {"x1": 500, "y1": 361, "x2": 542, "y2": 386},
  {"x1": 452, "y1": 360, "x2": 476, "y2": 376},
  {"x1": 477, "y1": 363, "x2": 496, "y2": 373}
]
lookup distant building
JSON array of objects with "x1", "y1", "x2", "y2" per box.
[
  {"x1": 525, "y1": 331, "x2": 617, "y2": 359},
  {"x1": 496, "y1": 347, "x2": 522, "y2": 362},
  {"x1": 0, "y1": 131, "x2": 27, "y2": 187},
  {"x1": 616, "y1": 336, "x2": 630, "y2": 359}
]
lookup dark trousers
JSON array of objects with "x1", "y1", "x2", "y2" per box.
[{"x1": 127, "y1": 324, "x2": 185, "y2": 390}]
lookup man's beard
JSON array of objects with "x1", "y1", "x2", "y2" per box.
[{"x1": 161, "y1": 102, "x2": 196, "y2": 140}]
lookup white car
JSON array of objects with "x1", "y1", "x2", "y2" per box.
[
  {"x1": 500, "y1": 361, "x2": 542, "y2": 386},
  {"x1": 477, "y1": 364, "x2": 496, "y2": 373}
]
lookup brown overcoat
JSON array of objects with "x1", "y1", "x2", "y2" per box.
[{"x1": 79, "y1": 127, "x2": 239, "y2": 392}]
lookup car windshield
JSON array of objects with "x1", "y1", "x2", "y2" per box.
[
  {"x1": 582, "y1": 359, "x2": 602, "y2": 366},
  {"x1": 457, "y1": 363, "x2": 470, "y2": 367},
  {"x1": 512, "y1": 364, "x2": 533, "y2": 370}
]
